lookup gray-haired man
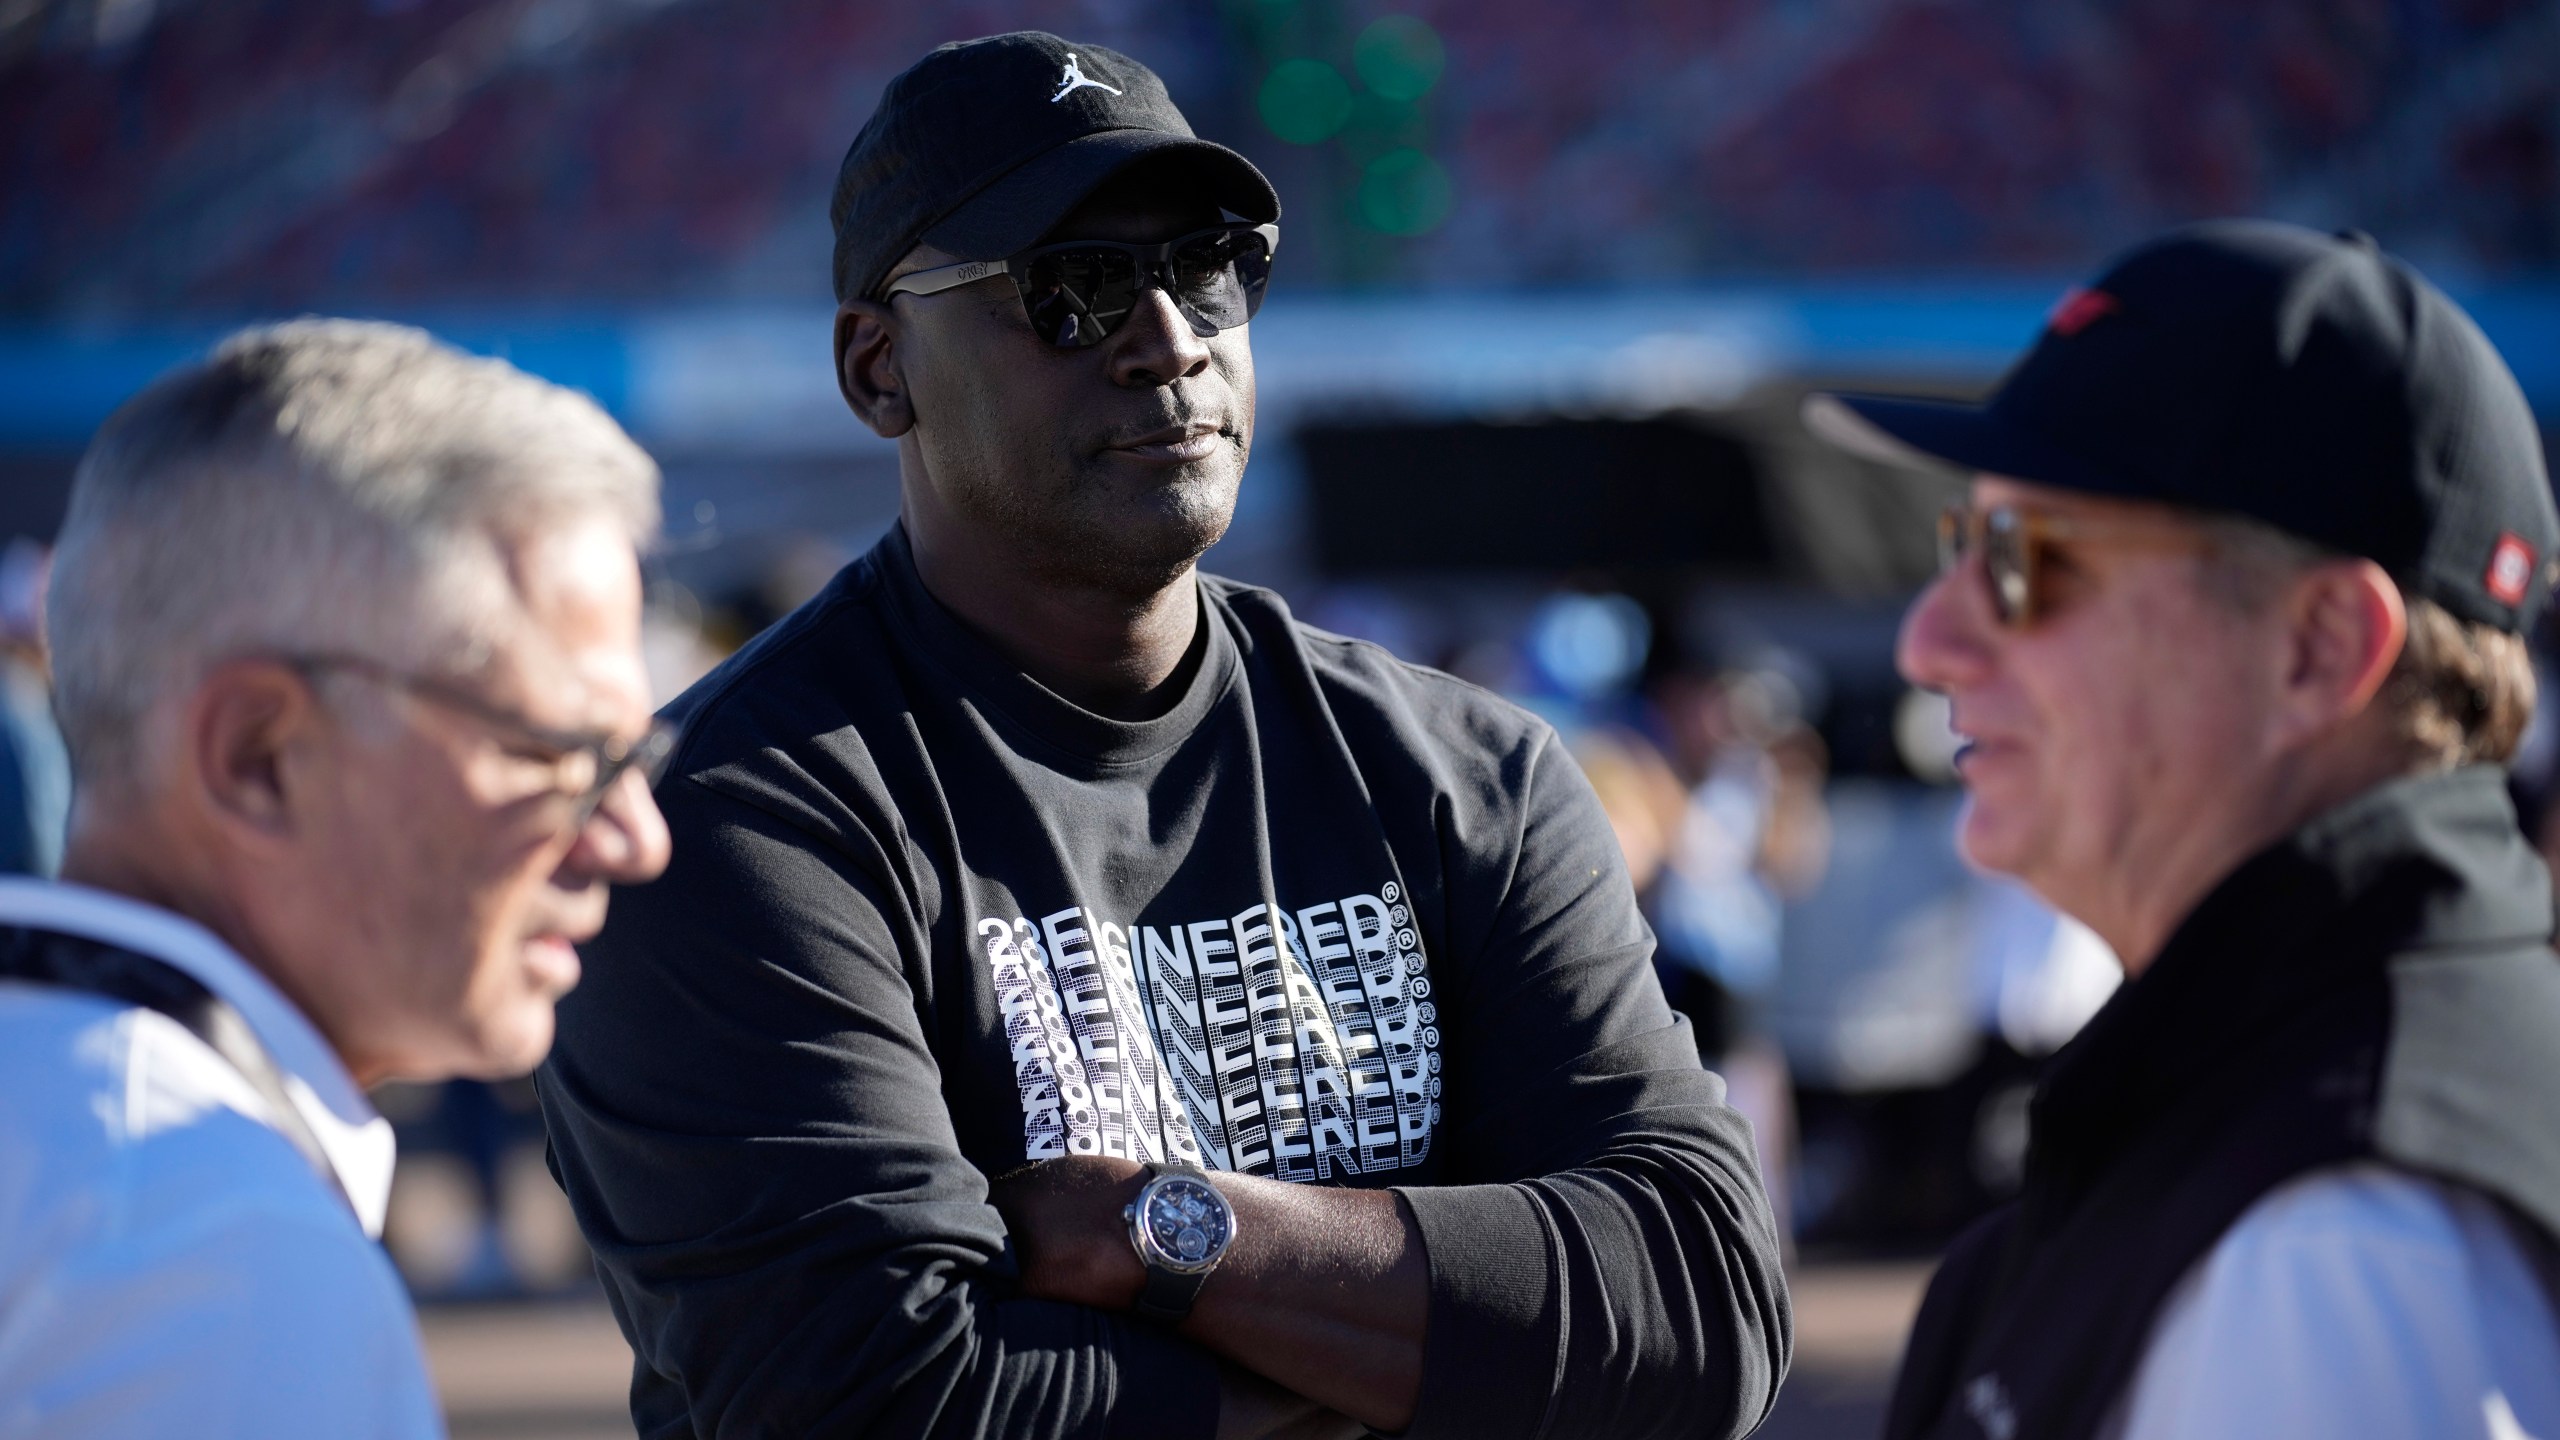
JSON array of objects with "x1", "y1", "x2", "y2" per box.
[{"x1": 0, "y1": 320, "x2": 673, "y2": 1438}]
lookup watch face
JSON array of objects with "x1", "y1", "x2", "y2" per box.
[{"x1": 1143, "y1": 1178, "x2": 1232, "y2": 1269}]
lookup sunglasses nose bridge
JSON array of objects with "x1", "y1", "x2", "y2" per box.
[
  {"x1": 1097, "y1": 248, "x2": 1226, "y2": 343},
  {"x1": 1019, "y1": 229, "x2": 1270, "y2": 350},
  {"x1": 1096, "y1": 258, "x2": 1208, "y2": 346}
]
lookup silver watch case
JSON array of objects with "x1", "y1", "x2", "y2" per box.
[{"x1": 1123, "y1": 1168, "x2": 1235, "y2": 1276}]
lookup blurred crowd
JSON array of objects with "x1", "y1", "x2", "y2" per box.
[
  {"x1": 6, "y1": 0, "x2": 2556, "y2": 313},
  {"x1": 1293, "y1": 579, "x2": 2119, "y2": 1252},
  {"x1": 1422, "y1": 0, "x2": 2560, "y2": 279},
  {"x1": 0, "y1": 0, "x2": 1222, "y2": 312}
]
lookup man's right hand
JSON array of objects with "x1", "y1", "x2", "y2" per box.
[{"x1": 990, "y1": 1155, "x2": 1426, "y2": 1431}]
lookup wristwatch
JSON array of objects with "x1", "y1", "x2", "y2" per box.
[{"x1": 1123, "y1": 1162, "x2": 1236, "y2": 1323}]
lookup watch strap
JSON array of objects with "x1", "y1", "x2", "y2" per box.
[{"x1": 1132, "y1": 1258, "x2": 1212, "y2": 1324}]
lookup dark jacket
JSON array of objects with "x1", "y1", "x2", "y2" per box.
[{"x1": 1886, "y1": 767, "x2": 2560, "y2": 1440}]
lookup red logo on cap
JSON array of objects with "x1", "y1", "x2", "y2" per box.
[
  {"x1": 2486, "y1": 532, "x2": 2535, "y2": 607},
  {"x1": 2047, "y1": 287, "x2": 2119, "y2": 337}
]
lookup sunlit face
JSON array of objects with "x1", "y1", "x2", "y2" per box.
[
  {"x1": 1895, "y1": 477, "x2": 2290, "y2": 918},
  {"x1": 292, "y1": 514, "x2": 671, "y2": 1082},
  {"x1": 887, "y1": 170, "x2": 1255, "y2": 591}
]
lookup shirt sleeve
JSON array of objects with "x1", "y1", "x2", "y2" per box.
[
  {"x1": 0, "y1": 1186, "x2": 441, "y2": 1440},
  {"x1": 537, "y1": 778, "x2": 1220, "y2": 1440},
  {"x1": 2104, "y1": 1164, "x2": 2560, "y2": 1440},
  {"x1": 1392, "y1": 730, "x2": 1792, "y2": 1440}
]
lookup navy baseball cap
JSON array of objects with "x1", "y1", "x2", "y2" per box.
[
  {"x1": 830, "y1": 32, "x2": 1281, "y2": 306},
  {"x1": 1806, "y1": 220, "x2": 2559, "y2": 632}
]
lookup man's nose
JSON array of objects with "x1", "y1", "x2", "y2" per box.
[
  {"x1": 564, "y1": 768, "x2": 674, "y2": 887},
  {"x1": 1106, "y1": 283, "x2": 1212, "y2": 388},
  {"x1": 1896, "y1": 563, "x2": 1996, "y2": 694}
]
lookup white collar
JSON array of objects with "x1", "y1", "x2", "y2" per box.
[{"x1": 0, "y1": 876, "x2": 397, "y2": 1237}]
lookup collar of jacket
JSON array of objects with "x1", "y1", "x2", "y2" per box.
[{"x1": 2023, "y1": 765, "x2": 2553, "y2": 1212}]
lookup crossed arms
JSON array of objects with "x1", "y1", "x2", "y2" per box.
[
  {"x1": 540, "y1": 739, "x2": 1790, "y2": 1440},
  {"x1": 990, "y1": 1157, "x2": 1420, "y2": 1436}
]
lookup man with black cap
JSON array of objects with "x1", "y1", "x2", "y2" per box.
[
  {"x1": 541, "y1": 32, "x2": 1788, "y2": 1440},
  {"x1": 1807, "y1": 219, "x2": 2560, "y2": 1440}
]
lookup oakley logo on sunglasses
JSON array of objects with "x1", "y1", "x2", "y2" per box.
[{"x1": 1051, "y1": 54, "x2": 1122, "y2": 103}]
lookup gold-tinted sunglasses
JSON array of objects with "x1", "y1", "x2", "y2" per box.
[{"x1": 1936, "y1": 502, "x2": 2204, "y2": 627}]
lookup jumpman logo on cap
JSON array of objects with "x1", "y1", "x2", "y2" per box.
[{"x1": 1051, "y1": 53, "x2": 1122, "y2": 103}]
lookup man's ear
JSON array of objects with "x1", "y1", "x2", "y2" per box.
[
  {"x1": 187, "y1": 660, "x2": 319, "y2": 843},
  {"x1": 2277, "y1": 558, "x2": 2407, "y2": 742},
  {"x1": 835, "y1": 300, "x2": 914, "y2": 439}
]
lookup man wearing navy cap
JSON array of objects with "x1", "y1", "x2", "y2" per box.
[
  {"x1": 1809, "y1": 220, "x2": 2560, "y2": 1440},
  {"x1": 542, "y1": 33, "x2": 1788, "y2": 1440}
]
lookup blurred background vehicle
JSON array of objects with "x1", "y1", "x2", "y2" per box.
[{"x1": 7, "y1": 1, "x2": 2558, "y2": 1434}]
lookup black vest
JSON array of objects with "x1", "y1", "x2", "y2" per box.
[{"x1": 1886, "y1": 767, "x2": 2560, "y2": 1440}]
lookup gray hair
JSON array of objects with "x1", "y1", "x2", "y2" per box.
[
  {"x1": 48, "y1": 318, "x2": 661, "y2": 785},
  {"x1": 2196, "y1": 510, "x2": 2535, "y2": 769}
]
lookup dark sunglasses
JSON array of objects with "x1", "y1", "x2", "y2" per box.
[
  {"x1": 279, "y1": 652, "x2": 680, "y2": 830},
  {"x1": 1936, "y1": 502, "x2": 2204, "y2": 627},
  {"x1": 880, "y1": 222, "x2": 1279, "y2": 350}
]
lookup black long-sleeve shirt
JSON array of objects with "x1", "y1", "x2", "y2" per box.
[{"x1": 539, "y1": 525, "x2": 1790, "y2": 1439}]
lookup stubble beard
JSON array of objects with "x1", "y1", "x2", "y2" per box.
[{"x1": 959, "y1": 443, "x2": 1243, "y2": 599}]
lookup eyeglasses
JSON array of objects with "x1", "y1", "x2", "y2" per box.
[
  {"x1": 880, "y1": 222, "x2": 1279, "y2": 350},
  {"x1": 1937, "y1": 502, "x2": 2205, "y2": 627},
  {"x1": 279, "y1": 652, "x2": 679, "y2": 830}
]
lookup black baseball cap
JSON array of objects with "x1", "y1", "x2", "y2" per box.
[
  {"x1": 1806, "y1": 220, "x2": 2559, "y2": 632},
  {"x1": 830, "y1": 32, "x2": 1281, "y2": 306}
]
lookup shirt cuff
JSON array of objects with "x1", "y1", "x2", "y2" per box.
[{"x1": 1394, "y1": 1182, "x2": 1563, "y2": 1440}]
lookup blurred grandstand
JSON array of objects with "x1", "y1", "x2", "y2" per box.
[
  {"x1": 4, "y1": 0, "x2": 2557, "y2": 312},
  {"x1": 8, "y1": 0, "x2": 2557, "y2": 569}
]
